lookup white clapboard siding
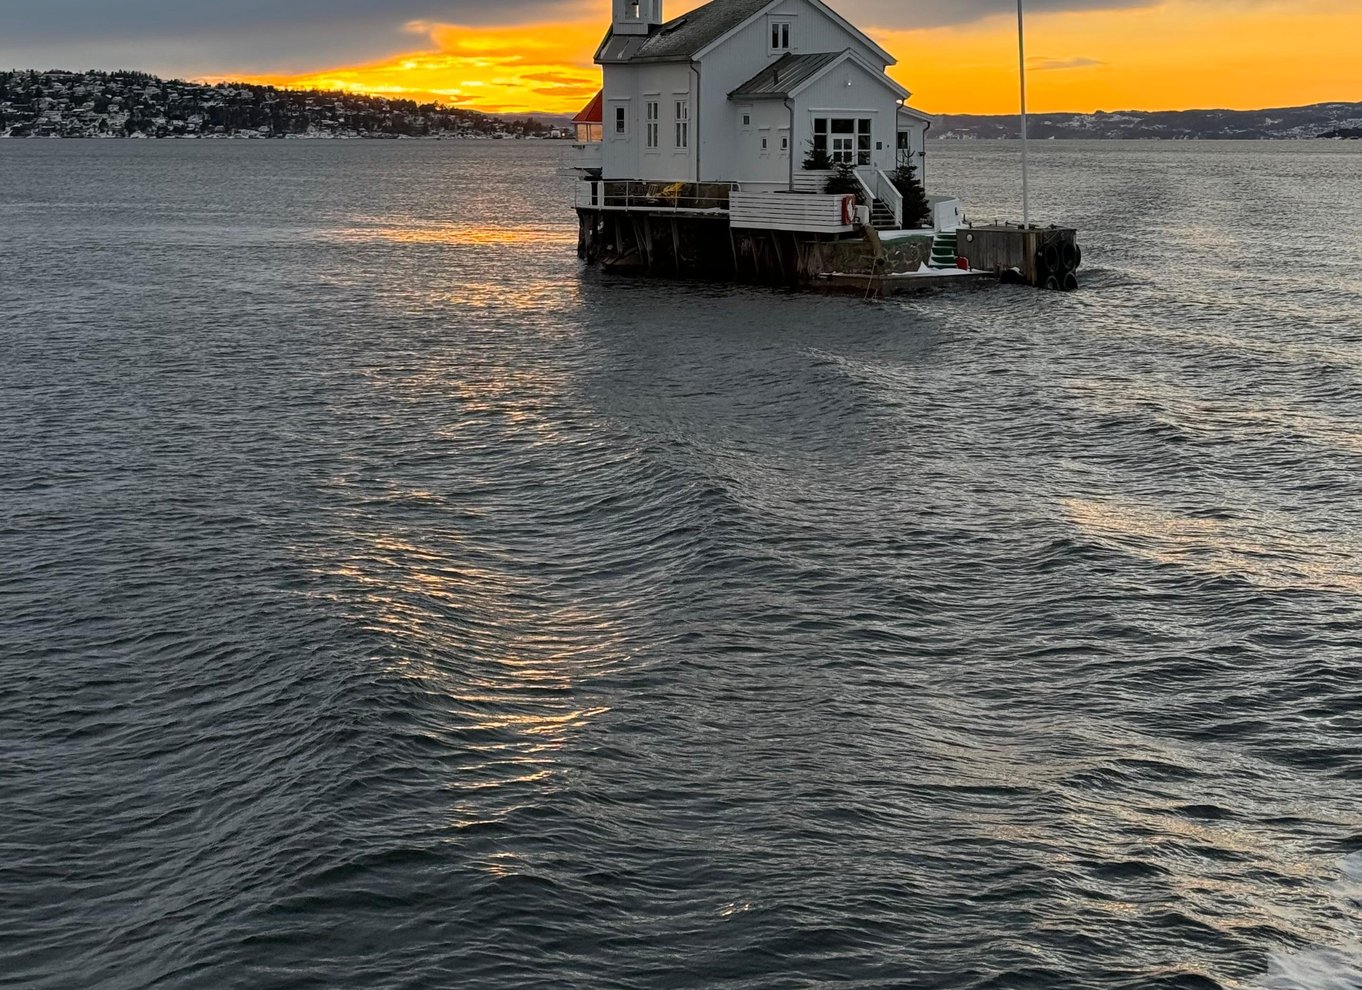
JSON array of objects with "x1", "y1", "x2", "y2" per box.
[
  {"x1": 730, "y1": 191, "x2": 856, "y2": 232},
  {"x1": 791, "y1": 170, "x2": 834, "y2": 194}
]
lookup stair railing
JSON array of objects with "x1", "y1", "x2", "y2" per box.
[
  {"x1": 875, "y1": 170, "x2": 904, "y2": 229},
  {"x1": 853, "y1": 168, "x2": 905, "y2": 229},
  {"x1": 853, "y1": 169, "x2": 877, "y2": 211}
]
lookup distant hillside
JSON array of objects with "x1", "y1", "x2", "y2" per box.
[
  {"x1": 0, "y1": 69, "x2": 569, "y2": 139},
  {"x1": 933, "y1": 101, "x2": 1362, "y2": 140}
]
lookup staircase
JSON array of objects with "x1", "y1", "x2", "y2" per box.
[
  {"x1": 867, "y1": 198, "x2": 898, "y2": 231},
  {"x1": 927, "y1": 230, "x2": 959, "y2": 269}
]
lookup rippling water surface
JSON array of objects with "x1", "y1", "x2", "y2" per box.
[{"x1": 2, "y1": 140, "x2": 1360, "y2": 990}]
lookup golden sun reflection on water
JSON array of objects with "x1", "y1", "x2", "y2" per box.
[
  {"x1": 1064, "y1": 498, "x2": 1362, "y2": 596},
  {"x1": 324, "y1": 221, "x2": 575, "y2": 248},
  {"x1": 302, "y1": 518, "x2": 629, "y2": 845}
]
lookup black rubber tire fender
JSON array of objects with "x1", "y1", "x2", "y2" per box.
[
  {"x1": 1043, "y1": 274, "x2": 1061, "y2": 291},
  {"x1": 1061, "y1": 240, "x2": 1079, "y2": 272},
  {"x1": 1062, "y1": 271, "x2": 1079, "y2": 292},
  {"x1": 1033, "y1": 249, "x2": 1051, "y2": 281},
  {"x1": 1042, "y1": 240, "x2": 1062, "y2": 273}
]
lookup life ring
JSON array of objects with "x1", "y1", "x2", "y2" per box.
[{"x1": 841, "y1": 195, "x2": 856, "y2": 225}]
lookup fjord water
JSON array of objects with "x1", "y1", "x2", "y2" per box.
[{"x1": 2, "y1": 139, "x2": 1360, "y2": 990}]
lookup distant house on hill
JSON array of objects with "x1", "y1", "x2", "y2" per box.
[{"x1": 567, "y1": 0, "x2": 931, "y2": 187}]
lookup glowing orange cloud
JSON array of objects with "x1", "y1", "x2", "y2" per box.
[
  {"x1": 245, "y1": 1, "x2": 1362, "y2": 116},
  {"x1": 250, "y1": 20, "x2": 609, "y2": 114}
]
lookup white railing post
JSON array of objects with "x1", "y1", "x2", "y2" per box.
[
  {"x1": 854, "y1": 170, "x2": 875, "y2": 208},
  {"x1": 877, "y1": 169, "x2": 904, "y2": 228}
]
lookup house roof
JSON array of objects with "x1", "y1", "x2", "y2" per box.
[
  {"x1": 728, "y1": 51, "x2": 843, "y2": 98},
  {"x1": 728, "y1": 48, "x2": 910, "y2": 101},
  {"x1": 597, "y1": 0, "x2": 777, "y2": 63},
  {"x1": 573, "y1": 90, "x2": 603, "y2": 123}
]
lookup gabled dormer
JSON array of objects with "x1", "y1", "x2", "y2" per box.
[{"x1": 613, "y1": 0, "x2": 664, "y2": 36}]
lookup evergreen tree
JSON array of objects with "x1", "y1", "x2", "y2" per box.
[
  {"x1": 890, "y1": 162, "x2": 932, "y2": 228},
  {"x1": 823, "y1": 161, "x2": 861, "y2": 195},
  {"x1": 801, "y1": 140, "x2": 832, "y2": 171}
]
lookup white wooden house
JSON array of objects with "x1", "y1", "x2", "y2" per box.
[{"x1": 569, "y1": 0, "x2": 931, "y2": 199}]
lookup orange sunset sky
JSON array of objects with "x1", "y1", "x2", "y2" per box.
[{"x1": 239, "y1": 0, "x2": 1360, "y2": 117}]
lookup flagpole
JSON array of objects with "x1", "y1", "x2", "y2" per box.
[{"x1": 1017, "y1": 0, "x2": 1030, "y2": 229}]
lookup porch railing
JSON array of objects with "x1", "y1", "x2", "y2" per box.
[
  {"x1": 574, "y1": 180, "x2": 734, "y2": 213},
  {"x1": 855, "y1": 168, "x2": 904, "y2": 228}
]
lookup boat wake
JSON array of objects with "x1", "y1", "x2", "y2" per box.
[{"x1": 1259, "y1": 854, "x2": 1362, "y2": 990}]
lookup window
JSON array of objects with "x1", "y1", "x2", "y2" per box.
[
  {"x1": 770, "y1": 20, "x2": 791, "y2": 52},
  {"x1": 813, "y1": 117, "x2": 872, "y2": 165},
  {"x1": 614, "y1": 105, "x2": 626, "y2": 136},
  {"x1": 780, "y1": 136, "x2": 789, "y2": 151},
  {"x1": 674, "y1": 100, "x2": 689, "y2": 149},
  {"x1": 761, "y1": 137, "x2": 768, "y2": 150},
  {"x1": 646, "y1": 101, "x2": 659, "y2": 149},
  {"x1": 742, "y1": 113, "x2": 751, "y2": 127}
]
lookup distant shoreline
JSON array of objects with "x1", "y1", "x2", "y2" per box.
[
  {"x1": 2, "y1": 133, "x2": 1356, "y2": 143},
  {"x1": 0, "y1": 133, "x2": 569, "y2": 141},
  {"x1": 4, "y1": 69, "x2": 1357, "y2": 141}
]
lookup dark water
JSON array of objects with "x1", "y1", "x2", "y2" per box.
[{"x1": 1, "y1": 139, "x2": 1360, "y2": 990}]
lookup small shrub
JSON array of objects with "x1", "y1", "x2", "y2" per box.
[
  {"x1": 823, "y1": 161, "x2": 861, "y2": 195},
  {"x1": 801, "y1": 142, "x2": 832, "y2": 171}
]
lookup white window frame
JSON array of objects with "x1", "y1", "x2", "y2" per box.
[
  {"x1": 812, "y1": 114, "x2": 874, "y2": 166},
  {"x1": 645, "y1": 100, "x2": 660, "y2": 150},
  {"x1": 609, "y1": 100, "x2": 630, "y2": 140},
  {"x1": 674, "y1": 100, "x2": 689, "y2": 150},
  {"x1": 768, "y1": 18, "x2": 793, "y2": 54}
]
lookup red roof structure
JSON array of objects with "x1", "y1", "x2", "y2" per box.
[{"x1": 572, "y1": 90, "x2": 603, "y2": 124}]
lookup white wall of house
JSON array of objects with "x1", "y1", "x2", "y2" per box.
[
  {"x1": 602, "y1": 62, "x2": 696, "y2": 180},
  {"x1": 792, "y1": 57, "x2": 901, "y2": 175},
  {"x1": 732, "y1": 102, "x2": 793, "y2": 186},
  {"x1": 692, "y1": 0, "x2": 893, "y2": 182},
  {"x1": 597, "y1": 0, "x2": 928, "y2": 186},
  {"x1": 897, "y1": 113, "x2": 929, "y2": 180},
  {"x1": 763, "y1": 0, "x2": 890, "y2": 69}
]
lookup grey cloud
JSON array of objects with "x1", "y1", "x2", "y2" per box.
[
  {"x1": 1029, "y1": 55, "x2": 1108, "y2": 69},
  {"x1": 0, "y1": 0, "x2": 570, "y2": 39},
  {"x1": 0, "y1": 0, "x2": 1192, "y2": 75},
  {"x1": 0, "y1": 0, "x2": 574, "y2": 73},
  {"x1": 839, "y1": 0, "x2": 1155, "y2": 29}
]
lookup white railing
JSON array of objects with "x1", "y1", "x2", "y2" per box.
[
  {"x1": 566, "y1": 142, "x2": 602, "y2": 170},
  {"x1": 855, "y1": 168, "x2": 904, "y2": 228},
  {"x1": 876, "y1": 170, "x2": 905, "y2": 229},
  {"x1": 927, "y1": 196, "x2": 964, "y2": 232},
  {"x1": 792, "y1": 169, "x2": 834, "y2": 194},
  {"x1": 853, "y1": 170, "x2": 876, "y2": 211},
  {"x1": 730, "y1": 191, "x2": 857, "y2": 233},
  {"x1": 573, "y1": 180, "x2": 733, "y2": 213}
]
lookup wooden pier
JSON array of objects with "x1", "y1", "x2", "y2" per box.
[
  {"x1": 956, "y1": 225, "x2": 1082, "y2": 290},
  {"x1": 576, "y1": 181, "x2": 1082, "y2": 292}
]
